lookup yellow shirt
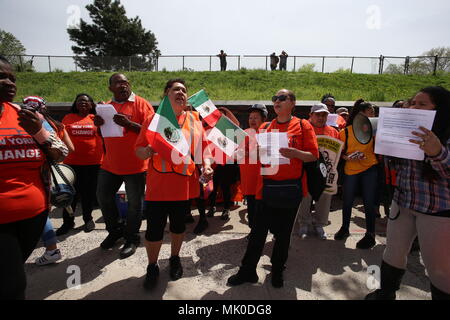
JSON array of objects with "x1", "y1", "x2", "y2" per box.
[{"x1": 339, "y1": 125, "x2": 378, "y2": 175}]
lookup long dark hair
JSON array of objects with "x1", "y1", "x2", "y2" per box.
[
  {"x1": 347, "y1": 99, "x2": 373, "y2": 126},
  {"x1": 70, "y1": 93, "x2": 96, "y2": 115},
  {"x1": 419, "y1": 86, "x2": 450, "y2": 181}
]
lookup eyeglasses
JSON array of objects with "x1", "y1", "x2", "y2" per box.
[{"x1": 272, "y1": 95, "x2": 289, "y2": 102}]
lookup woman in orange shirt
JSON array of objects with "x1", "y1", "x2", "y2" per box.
[
  {"x1": 0, "y1": 56, "x2": 68, "y2": 299},
  {"x1": 228, "y1": 89, "x2": 319, "y2": 288},
  {"x1": 238, "y1": 104, "x2": 268, "y2": 235},
  {"x1": 135, "y1": 79, "x2": 213, "y2": 290},
  {"x1": 57, "y1": 93, "x2": 104, "y2": 235}
]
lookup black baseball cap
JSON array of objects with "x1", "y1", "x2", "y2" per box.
[{"x1": 248, "y1": 103, "x2": 268, "y2": 118}]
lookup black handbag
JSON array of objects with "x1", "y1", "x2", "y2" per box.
[
  {"x1": 303, "y1": 152, "x2": 327, "y2": 201},
  {"x1": 262, "y1": 178, "x2": 302, "y2": 208}
]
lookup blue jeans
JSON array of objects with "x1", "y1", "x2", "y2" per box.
[
  {"x1": 96, "y1": 169, "x2": 146, "y2": 243},
  {"x1": 342, "y1": 165, "x2": 378, "y2": 234},
  {"x1": 41, "y1": 217, "x2": 57, "y2": 247}
]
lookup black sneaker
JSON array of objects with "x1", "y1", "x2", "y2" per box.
[
  {"x1": 56, "y1": 222, "x2": 75, "y2": 236},
  {"x1": 193, "y1": 218, "x2": 208, "y2": 234},
  {"x1": 169, "y1": 256, "x2": 183, "y2": 281},
  {"x1": 119, "y1": 241, "x2": 137, "y2": 259},
  {"x1": 365, "y1": 289, "x2": 396, "y2": 300},
  {"x1": 227, "y1": 270, "x2": 258, "y2": 286},
  {"x1": 221, "y1": 209, "x2": 230, "y2": 221},
  {"x1": 100, "y1": 232, "x2": 123, "y2": 249},
  {"x1": 207, "y1": 206, "x2": 216, "y2": 217},
  {"x1": 356, "y1": 233, "x2": 376, "y2": 249},
  {"x1": 334, "y1": 227, "x2": 350, "y2": 240},
  {"x1": 143, "y1": 263, "x2": 159, "y2": 290},
  {"x1": 271, "y1": 271, "x2": 284, "y2": 288}
]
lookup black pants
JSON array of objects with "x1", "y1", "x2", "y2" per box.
[
  {"x1": 145, "y1": 201, "x2": 190, "y2": 242},
  {"x1": 246, "y1": 195, "x2": 256, "y2": 230},
  {"x1": 62, "y1": 164, "x2": 100, "y2": 224},
  {"x1": 208, "y1": 164, "x2": 239, "y2": 210},
  {"x1": 241, "y1": 202, "x2": 299, "y2": 273},
  {"x1": 0, "y1": 211, "x2": 48, "y2": 300}
]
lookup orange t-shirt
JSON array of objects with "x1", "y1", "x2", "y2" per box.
[
  {"x1": 136, "y1": 111, "x2": 211, "y2": 201},
  {"x1": 255, "y1": 117, "x2": 319, "y2": 200},
  {"x1": 239, "y1": 127, "x2": 264, "y2": 196},
  {"x1": 311, "y1": 123, "x2": 340, "y2": 139},
  {"x1": 336, "y1": 115, "x2": 347, "y2": 130},
  {"x1": 339, "y1": 125, "x2": 378, "y2": 175},
  {"x1": 62, "y1": 113, "x2": 103, "y2": 165},
  {"x1": 0, "y1": 102, "x2": 48, "y2": 223},
  {"x1": 101, "y1": 95, "x2": 154, "y2": 175}
]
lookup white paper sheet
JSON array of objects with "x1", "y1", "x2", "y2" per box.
[
  {"x1": 326, "y1": 113, "x2": 339, "y2": 127},
  {"x1": 374, "y1": 108, "x2": 436, "y2": 160},
  {"x1": 95, "y1": 104, "x2": 124, "y2": 137},
  {"x1": 255, "y1": 132, "x2": 290, "y2": 165}
]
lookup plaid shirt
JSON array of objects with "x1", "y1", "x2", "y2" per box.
[{"x1": 389, "y1": 137, "x2": 450, "y2": 214}]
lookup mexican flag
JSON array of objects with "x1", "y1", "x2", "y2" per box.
[
  {"x1": 188, "y1": 89, "x2": 222, "y2": 127},
  {"x1": 147, "y1": 96, "x2": 190, "y2": 162},
  {"x1": 207, "y1": 115, "x2": 247, "y2": 157}
]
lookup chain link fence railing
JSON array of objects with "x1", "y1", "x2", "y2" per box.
[{"x1": 4, "y1": 54, "x2": 450, "y2": 75}]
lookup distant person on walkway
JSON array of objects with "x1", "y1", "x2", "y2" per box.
[
  {"x1": 217, "y1": 50, "x2": 227, "y2": 71},
  {"x1": 0, "y1": 56, "x2": 68, "y2": 299},
  {"x1": 56, "y1": 93, "x2": 104, "y2": 236},
  {"x1": 366, "y1": 86, "x2": 450, "y2": 300},
  {"x1": 135, "y1": 79, "x2": 213, "y2": 290},
  {"x1": 227, "y1": 89, "x2": 318, "y2": 288},
  {"x1": 270, "y1": 53, "x2": 279, "y2": 71},
  {"x1": 279, "y1": 51, "x2": 288, "y2": 71},
  {"x1": 321, "y1": 93, "x2": 347, "y2": 130},
  {"x1": 297, "y1": 103, "x2": 339, "y2": 240},
  {"x1": 94, "y1": 73, "x2": 154, "y2": 259}
]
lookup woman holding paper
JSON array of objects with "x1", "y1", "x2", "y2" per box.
[
  {"x1": 334, "y1": 99, "x2": 378, "y2": 249},
  {"x1": 57, "y1": 93, "x2": 104, "y2": 235},
  {"x1": 227, "y1": 89, "x2": 318, "y2": 288},
  {"x1": 135, "y1": 79, "x2": 213, "y2": 290},
  {"x1": 366, "y1": 86, "x2": 450, "y2": 300}
]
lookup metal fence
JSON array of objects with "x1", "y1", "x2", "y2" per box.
[{"x1": 5, "y1": 54, "x2": 450, "y2": 75}]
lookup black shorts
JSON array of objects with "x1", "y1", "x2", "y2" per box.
[{"x1": 144, "y1": 201, "x2": 190, "y2": 241}]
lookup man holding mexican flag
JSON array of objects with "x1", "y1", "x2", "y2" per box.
[{"x1": 135, "y1": 79, "x2": 213, "y2": 290}]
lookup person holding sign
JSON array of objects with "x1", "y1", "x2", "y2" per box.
[
  {"x1": 334, "y1": 99, "x2": 378, "y2": 249},
  {"x1": 366, "y1": 86, "x2": 450, "y2": 300},
  {"x1": 227, "y1": 89, "x2": 318, "y2": 288},
  {"x1": 297, "y1": 103, "x2": 340, "y2": 240},
  {"x1": 135, "y1": 79, "x2": 213, "y2": 290},
  {"x1": 94, "y1": 73, "x2": 154, "y2": 259},
  {"x1": 0, "y1": 56, "x2": 68, "y2": 299}
]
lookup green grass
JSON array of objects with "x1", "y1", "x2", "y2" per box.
[{"x1": 15, "y1": 69, "x2": 450, "y2": 103}]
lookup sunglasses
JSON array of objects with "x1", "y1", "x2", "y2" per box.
[{"x1": 272, "y1": 95, "x2": 289, "y2": 102}]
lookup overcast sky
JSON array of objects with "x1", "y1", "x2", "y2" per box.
[{"x1": 1, "y1": 0, "x2": 449, "y2": 71}]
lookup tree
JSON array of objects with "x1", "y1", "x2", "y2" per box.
[
  {"x1": 0, "y1": 29, "x2": 34, "y2": 71},
  {"x1": 67, "y1": 0, "x2": 160, "y2": 71},
  {"x1": 409, "y1": 47, "x2": 450, "y2": 74}
]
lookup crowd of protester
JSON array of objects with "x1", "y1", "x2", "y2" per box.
[{"x1": 1, "y1": 54, "x2": 448, "y2": 300}]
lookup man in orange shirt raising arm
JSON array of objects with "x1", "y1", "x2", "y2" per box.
[{"x1": 94, "y1": 73, "x2": 154, "y2": 259}]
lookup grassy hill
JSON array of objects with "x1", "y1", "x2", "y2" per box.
[{"x1": 15, "y1": 69, "x2": 450, "y2": 103}]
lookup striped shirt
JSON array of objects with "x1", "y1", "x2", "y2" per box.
[{"x1": 389, "y1": 137, "x2": 450, "y2": 216}]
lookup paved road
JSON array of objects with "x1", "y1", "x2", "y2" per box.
[{"x1": 25, "y1": 198, "x2": 430, "y2": 300}]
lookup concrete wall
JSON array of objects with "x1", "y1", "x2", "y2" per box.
[{"x1": 43, "y1": 100, "x2": 393, "y2": 129}]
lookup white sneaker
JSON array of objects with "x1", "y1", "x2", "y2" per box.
[
  {"x1": 315, "y1": 226, "x2": 328, "y2": 240},
  {"x1": 35, "y1": 249, "x2": 62, "y2": 266},
  {"x1": 298, "y1": 225, "x2": 308, "y2": 239}
]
